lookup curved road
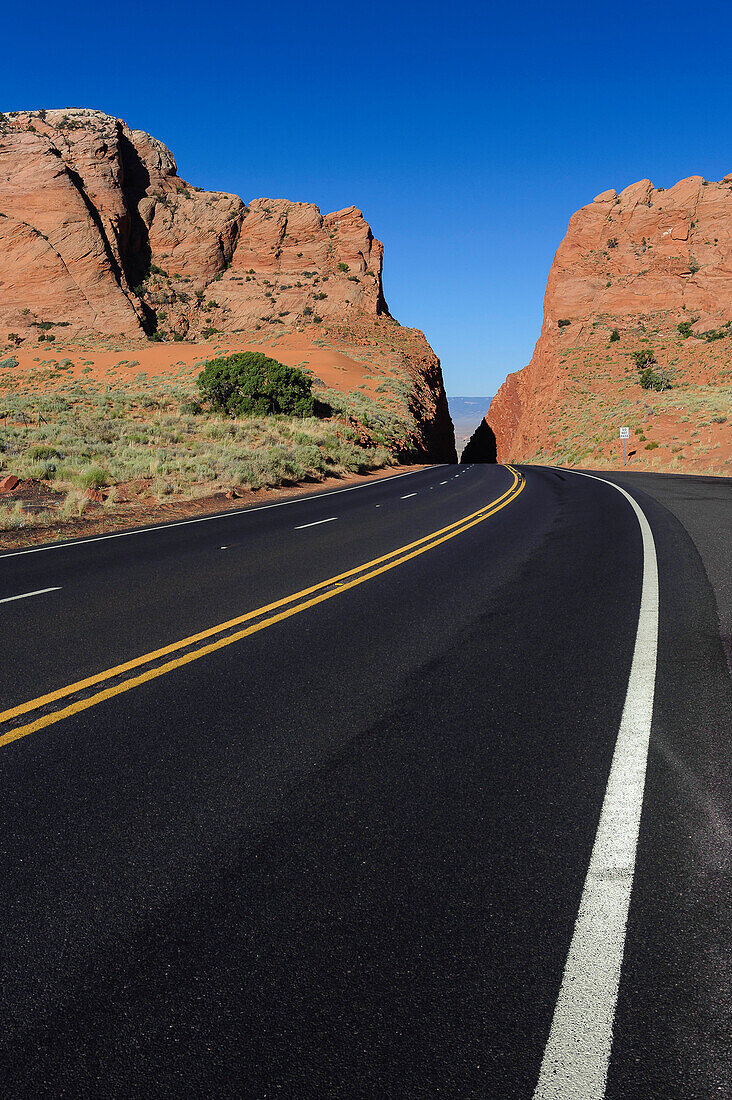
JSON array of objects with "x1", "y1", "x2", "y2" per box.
[{"x1": 0, "y1": 463, "x2": 729, "y2": 1097}]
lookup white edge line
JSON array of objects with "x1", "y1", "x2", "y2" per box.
[
  {"x1": 400, "y1": 493, "x2": 418, "y2": 499},
  {"x1": 0, "y1": 586, "x2": 62, "y2": 604},
  {"x1": 534, "y1": 467, "x2": 659, "y2": 1100},
  {"x1": 294, "y1": 517, "x2": 337, "y2": 530},
  {"x1": 0, "y1": 465, "x2": 445, "y2": 561}
]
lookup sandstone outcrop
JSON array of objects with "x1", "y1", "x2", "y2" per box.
[
  {"x1": 0, "y1": 109, "x2": 455, "y2": 462},
  {"x1": 482, "y1": 175, "x2": 732, "y2": 471},
  {"x1": 0, "y1": 109, "x2": 387, "y2": 340}
]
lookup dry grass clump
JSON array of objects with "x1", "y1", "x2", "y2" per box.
[{"x1": 0, "y1": 502, "x2": 55, "y2": 531}]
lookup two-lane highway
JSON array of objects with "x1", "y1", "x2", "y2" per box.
[{"x1": 0, "y1": 463, "x2": 729, "y2": 1097}]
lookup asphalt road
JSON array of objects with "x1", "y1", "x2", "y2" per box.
[{"x1": 0, "y1": 462, "x2": 729, "y2": 1098}]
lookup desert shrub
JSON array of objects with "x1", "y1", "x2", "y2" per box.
[
  {"x1": 557, "y1": 319, "x2": 571, "y2": 328},
  {"x1": 197, "y1": 353, "x2": 315, "y2": 418},
  {"x1": 677, "y1": 320, "x2": 694, "y2": 338},
  {"x1": 74, "y1": 465, "x2": 109, "y2": 490},
  {"x1": 293, "y1": 442, "x2": 327, "y2": 476},
  {"x1": 337, "y1": 262, "x2": 349, "y2": 272},
  {"x1": 27, "y1": 444, "x2": 60, "y2": 460},
  {"x1": 609, "y1": 329, "x2": 620, "y2": 343},
  {"x1": 28, "y1": 461, "x2": 57, "y2": 480},
  {"x1": 632, "y1": 348, "x2": 656, "y2": 370},
  {"x1": 639, "y1": 368, "x2": 671, "y2": 391},
  {"x1": 645, "y1": 441, "x2": 659, "y2": 450},
  {"x1": 607, "y1": 237, "x2": 619, "y2": 248},
  {"x1": 0, "y1": 356, "x2": 18, "y2": 369},
  {"x1": 0, "y1": 502, "x2": 52, "y2": 529}
]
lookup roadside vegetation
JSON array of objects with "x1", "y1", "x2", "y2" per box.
[
  {"x1": 631, "y1": 348, "x2": 671, "y2": 391},
  {"x1": 197, "y1": 353, "x2": 317, "y2": 417},
  {"x1": 536, "y1": 321, "x2": 732, "y2": 472},
  {"x1": 0, "y1": 353, "x2": 420, "y2": 532}
]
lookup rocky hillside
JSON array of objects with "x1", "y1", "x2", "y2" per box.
[
  {"x1": 0, "y1": 108, "x2": 455, "y2": 462},
  {"x1": 483, "y1": 175, "x2": 732, "y2": 473}
]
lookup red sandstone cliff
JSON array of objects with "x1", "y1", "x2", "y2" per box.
[
  {"x1": 0, "y1": 109, "x2": 386, "y2": 338},
  {"x1": 0, "y1": 108, "x2": 455, "y2": 461},
  {"x1": 486, "y1": 176, "x2": 732, "y2": 473}
]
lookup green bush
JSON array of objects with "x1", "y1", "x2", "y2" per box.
[
  {"x1": 197, "y1": 353, "x2": 316, "y2": 418},
  {"x1": 632, "y1": 348, "x2": 656, "y2": 370},
  {"x1": 28, "y1": 461, "x2": 57, "y2": 480},
  {"x1": 677, "y1": 320, "x2": 694, "y2": 338},
  {"x1": 0, "y1": 356, "x2": 18, "y2": 369},
  {"x1": 337, "y1": 262, "x2": 350, "y2": 272},
  {"x1": 27, "y1": 444, "x2": 60, "y2": 460},
  {"x1": 639, "y1": 368, "x2": 671, "y2": 391},
  {"x1": 75, "y1": 465, "x2": 109, "y2": 490},
  {"x1": 609, "y1": 329, "x2": 620, "y2": 343},
  {"x1": 557, "y1": 318, "x2": 571, "y2": 328}
]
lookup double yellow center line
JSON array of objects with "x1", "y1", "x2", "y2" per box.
[{"x1": 0, "y1": 466, "x2": 525, "y2": 749}]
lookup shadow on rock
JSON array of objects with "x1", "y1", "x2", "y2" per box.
[{"x1": 460, "y1": 420, "x2": 497, "y2": 463}]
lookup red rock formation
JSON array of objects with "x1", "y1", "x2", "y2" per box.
[
  {"x1": 0, "y1": 109, "x2": 387, "y2": 340},
  {"x1": 485, "y1": 175, "x2": 732, "y2": 472},
  {"x1": 0, "y1": 109, "x2": 455, "y2": 462}
]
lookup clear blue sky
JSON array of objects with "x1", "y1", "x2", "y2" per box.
[{"x1": 5, "y1": 0, "x2": 732, "y2": 400}]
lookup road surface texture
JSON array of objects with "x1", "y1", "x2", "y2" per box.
[{"x1": 0, "y1": 463, "x2": 729, "y2": 1098}]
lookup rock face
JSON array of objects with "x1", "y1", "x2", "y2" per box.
[
  {"x1": 0, "y1": 108, "x2": 455, "y2": 462},
  {"x1": 0, "y1": 109, "x2": 387, "y2": 339},
  {"x1": 484, "y1": 175, "x2": 732, "y2": 471},
  {"x1": 460, "y1": 420, "x2": 496, "y2": 463}
]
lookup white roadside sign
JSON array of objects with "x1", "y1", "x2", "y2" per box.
[{"x1": 619, "y1": 426, "x2": 630, "y2": 439}]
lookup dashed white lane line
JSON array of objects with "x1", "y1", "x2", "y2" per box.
[
  {"x1": 534, "y1": 470, "x2": 659, "y2": 1100},
  {"x1": 440, "y1": 481, "x2": 448, "y2": 485},
  {"x1": 0, "y1": 586, "x2": 62, "y2": 605},
  {"x1": 294, "y1": 517, "x2": 338, "y2": 530},
  {"x1": 0, "y1": 465, "x2": 438, "y2": 560},
  {"x1": 401, "y1": 493, "x2": 418, "y2": 499}
]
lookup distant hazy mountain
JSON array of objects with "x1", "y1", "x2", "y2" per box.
[{"x1": 450, "y1": 397, "x2": 493, "y2": 454}]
